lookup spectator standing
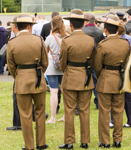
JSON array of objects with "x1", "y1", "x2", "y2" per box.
[
  {"x1": 6, "y1": 17, "x2": 21, "y2": 130},
  {"x1": 125, "y1": 9, "x2": 131, "y2": 35},
  {"x1": 119, "y1": 19, "x2": 131, "y2": 128},
  {"x1": 41, "y1": 12, "x2": 59, "y2": 41},
  {"x1": 82, "y1": 12, "x2": 103, "y2": 109},
  {"x1": 45, "y1": 15, "x2": 66, "y2": 124},
  {"x1": 116, "y1": 12, "x2": 125, "y2": 21},
  {"x1": 41, "y1": 11, "x2": 62, "y2": 114},
  {"x1": 0, "y1": 21, "x2": 7, "y2": 75},
  {"x1": 32, "y1": 15, "x2": 48, "y2": 36}
]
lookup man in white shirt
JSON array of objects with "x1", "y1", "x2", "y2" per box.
[{"x1": 32, "y1": 15, "x2": 48, "y2": 36}]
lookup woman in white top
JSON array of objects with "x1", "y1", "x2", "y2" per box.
[{"x1": 45, "y1": 16, "x2": 67, "y2": 123}]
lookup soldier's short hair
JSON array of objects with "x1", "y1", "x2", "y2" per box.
[
  {"x1": 70, "y1": 18, "x2": 84, "y2": 29},
  {"x1": 104, "y1": 23, "x2": 118, "y2": 34},
  {"x1": 17, "y1": 23, "x2": 32, "y2": 31}
]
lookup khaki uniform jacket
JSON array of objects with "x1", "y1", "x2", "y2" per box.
[
  {"x1": 94, "y1": 35, "x2": 129, "y2": 94},
  {"x1": 60, "y1": 31, "x2": 95, "y2": 91},
  {"x1": 7, "y1": 32, "x2": 48, "y2": 94}
]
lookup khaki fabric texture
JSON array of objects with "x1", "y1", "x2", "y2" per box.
[
  {"x1": 94, "y1": 35, "x2": 129, "y2": 93},
  {"x1": 98, "y1": 92, "x2": 125, "y2": 144},
  {"x1": 17, "y1": 92, "x2": 46, "y2": 149},
  {"x1": 60, "y1": 31, "x2": 95, "y2": 91},
  {"x1": 63, "y1": 89, "x2": 92, "y2": 144},
  {"x1": 7, "y1": 32, "x2": 48, "y2": 94}
]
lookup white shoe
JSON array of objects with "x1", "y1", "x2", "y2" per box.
[
  {"x1": 109, "y1": 122, "x2": 114, "y2": 128},
  {"x1": 123, "y1": 123, "x2": 131, "y2": 128}
]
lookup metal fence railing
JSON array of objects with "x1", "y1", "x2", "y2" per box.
[
  {"x1": 95, "y1": 0, "x2": 118, "y2": 7},
  {"x1": 62, "y1": 0, "x2": 94, "y2": 12},
  {"x1": 22, "y1": 0, "x2": 61, "y2": 13},
  {"x1": 22, "y1": 0, "x2": 131, "y2": 13}
]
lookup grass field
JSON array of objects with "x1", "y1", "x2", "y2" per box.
[
  {"x1": 0, "y1": 82, "x2": 131, "y2": 150},
  {"x1": 0, "y1": 11, "x2": 108, "y2": 16}
]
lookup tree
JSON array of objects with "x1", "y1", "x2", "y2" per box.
[{"x1": 0, "y1": 0, "x2": 21, "y2": 13}]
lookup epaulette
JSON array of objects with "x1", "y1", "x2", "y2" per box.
[
  {"x1": 99, "y1": 38, "x2": 108, "y2": 44},
  {"x1": 9, "y1": 36, "x2": 16, "y2": 41},
  {"x1": 64, "y1": 35, "x2": 71, "y2": 39}
]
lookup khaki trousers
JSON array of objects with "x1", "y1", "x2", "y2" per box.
[
  {"x1": 98, "y1": 92, "x2": 125, "y2": 145},
  {"x1": 17, "y1": 92, "x2": 46, "y2": 150},
  {"x1": 63, "y1": 89, "x2": 92, "y2": 144}
]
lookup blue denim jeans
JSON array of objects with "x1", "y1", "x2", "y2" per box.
[
  {"x1": 0, "y1": 56, "x2": 4, "y2": 74},
  {"x1": 91, "y1": 68, "x2": 98, "y2": 108},
  {"x1": 47, "y1": 75, "x2": 63, "y2": 89}
]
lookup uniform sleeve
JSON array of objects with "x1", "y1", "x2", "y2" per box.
[
  {"x1": 7, "y1": 42, "x2": 17, "y2": 78},
  {"x1": 94, "y1": 44, "x2": 104, "y2": 78},
  {"x1": 60, "y1": 39, "x2": 68, "y2": 72},
  {"x1": 41, "y1": 40, "x2": 48, "y2": 73}
]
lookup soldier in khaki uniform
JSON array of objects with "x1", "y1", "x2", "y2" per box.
[
  {"x1": 7, "y1": 14, "x2": 48, "y2": 150},
  {"x1": 59, "y1": 9, "x2": 95, "y2": 149},
  {"x1": 94, "y1": 15, "x2": 130, "y2": 148}
]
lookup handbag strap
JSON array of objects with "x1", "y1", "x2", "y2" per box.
[
  {"x1": 48, "y1": 34, "x2": 61, "y2": 58},
  {"x1": 52, "y1": 33, "x2": 61, "y2": 46},
  {"x1": 48, "y1": 47, "x2": 54, "y2": 59}
]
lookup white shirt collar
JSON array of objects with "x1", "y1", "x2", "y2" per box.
[
  {"x1": 16, "y1": 30, "x2": 29, "y2": 36},
  {"x1": 73, "y1": 29, "x2": 82, "y2": 32},
  {"x1": 107, "y1": 34, "x2": 117, "y2": 37}
]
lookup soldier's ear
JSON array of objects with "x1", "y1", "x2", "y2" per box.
[{"x1": 70, "y1": 22, "x2": 72, "y2": 28}]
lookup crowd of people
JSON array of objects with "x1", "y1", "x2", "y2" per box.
[{"x1": 0, "y1": 8, "x2": 131, "y2": 150}]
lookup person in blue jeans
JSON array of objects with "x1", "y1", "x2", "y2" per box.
[
  {"x1": 0, "y1": 21, "x2": 7, "y2": 75},
  {"x1": 45, "y1": 16, "x2": 67, "y2": 123}
]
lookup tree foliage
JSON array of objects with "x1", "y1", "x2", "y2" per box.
[{"x1": 0, "y1": 0, "x2": 21, "y2": 13}]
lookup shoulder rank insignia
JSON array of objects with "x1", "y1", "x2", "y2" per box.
[
  {"x1": 9, "y1": 36, "x2": 16, "y2": 41},
  {"x1": 64, "y1": 34, "x2": 71, "y2": 39},
  {"x1": 99, "y1": 38, "x2": 108, "y2": 44}
]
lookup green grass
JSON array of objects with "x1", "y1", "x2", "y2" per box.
[
  {"x1": 0, "y1": 82, "x2": 131, "y2": 150},
  {"x1": 0, "y1": 11, "x2": 108, "y2": 16}
]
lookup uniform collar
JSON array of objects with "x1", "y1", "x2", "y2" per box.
[
  {"x1": 73, "y1": 29, "x2": 82, "y2": 32},
  {"x1": 107, "y1": 34, "x2": 117, "y2": 37},
  {"x1": 72, "y1": 30, "x2": 84, "y2": 35},
  {"x1": 107, "y1": 34, "x2": 119, "y2": 39},
  {"x1": 17, "y1": 30, "x2": 29, "y2": 36}
]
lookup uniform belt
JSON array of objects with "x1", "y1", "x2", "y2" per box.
[
  {"x1": 102, "y1": 64, "x2": 120, "y2": 70},
  {"x1": 17, "y1": 64, "x2": 37, "y2": 69},
  {"x1": 68, "y1": 61, "x2": 86, "y2": 67}
]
